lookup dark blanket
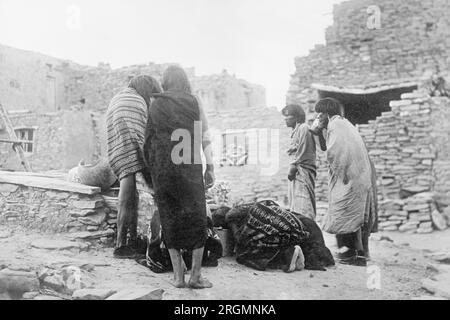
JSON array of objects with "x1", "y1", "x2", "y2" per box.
[
  {"x1": 222, "y1": 200, "x2": 334, "y2": 271},
  {"x1": 143, "y1": 90, "x2": 207, "y2": 250},
  {"x1": 145, "y1": 210, "x2": 223, "y2": 273}
]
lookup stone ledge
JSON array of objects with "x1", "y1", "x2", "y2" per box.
[{"x1": 0, "y1": 171, "x2": 100, "y2": 195}]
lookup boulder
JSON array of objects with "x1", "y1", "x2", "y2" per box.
[
  {"x1": 78, "y1": 212, "x2": 106, "y2": 226},
  {"x1": 411, "y1": 295, "x2": 447, "y2": 300},
  {"x1": 70, "y1": 210, "x2": 97, "y2": 218},
  {"x1": 41, "y1": 274, "x2": 66, "y2": 293},
  {"x1": 33, "y1": 295, "x2": 64, "y2": 300},
  {"x1": 31, "y1": 239, "x2": 89, "y2": 251},
  {"x1": 22, "y1": 291, "x2": 40, "y2": 299},
  {"x1": 106, "y1": 288, "x2": 164, "y2": 300},
  {"x1": 431, "y1": 210, "x2": 447, "y2": 230},
  {"x1": 421, "y1": 274, "x2": 450, "y2": 299},
  {"x1": 0, "y1": 269, "x2": 40, "y2": 294},
  {"x1": 0, "y1": 183, "x2": 19, "y2": 194},
  {"x1": 72, "y1": 200, "x2": 104, "y2": 210},
  {"x1": 40, "y1": 266, "x2": 94, "y2": 295},
  {"x1": 72, "y1": 289, "x2": 116, "y2": 300},
  {"x1": 426, "y1": 252, "x2": 450, "y2": 264},
  {"x1": 69, "y1": 229, "x2": 115, "y2": 240},
  {"x1": 444, "y1": 207, "x2": 450, "y2": 224}
]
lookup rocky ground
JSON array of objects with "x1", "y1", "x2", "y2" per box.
[{"x1": 1, "y1": 226, "x2": 450, "y2": 300}]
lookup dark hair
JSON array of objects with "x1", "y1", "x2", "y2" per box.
[
  {"x1": 128, "y1": 75, "x2": 162, "y2": 107},
  {"x1": 162, "y1": 65, "x2": 192, "y2": 94},
  {"x1": 314, "y1": 98, "x2": 343, "y2": 117},
  {"x1": 281, "y1": 104, "x2": 306, "y2": 123}
]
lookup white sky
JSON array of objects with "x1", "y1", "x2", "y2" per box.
[{"x1": 0, "y1": 0, "x2": 343, "y2": 107}]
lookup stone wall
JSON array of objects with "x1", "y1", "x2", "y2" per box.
[
  {"x1": 0, "y1": 183, "x2": 114, "y2": 235},
  {"x1": 0, "y1": 177, "x2": 157, "y2": 242},
  {"x1": 430, "y1": 97, "x2": 450, "y2": 197},
  {"x1": 287, "y1": 0, "x2": 450, "y2": 102},
  {"x1": 313, "y1": 92, "x2": 450, "y2": 232},
  {"x1": 360, "y1": 92, "x2": 435, "y2": 200}
]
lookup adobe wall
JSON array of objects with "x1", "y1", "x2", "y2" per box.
[
  {"x1": 0, "y1": 110, "x2": 101, "y2": 171},
  {"x1": 0, "y1": 44, "x2": 81, "y2": 112},
  {"x1": 207, "y1": 107, "x2": 291, "y2": 205},
  {"x1": 0, "y1": 44, "x2": 266, "y2": 114}
]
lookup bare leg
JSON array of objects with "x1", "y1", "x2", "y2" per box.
[
  {"x1": 128, "y1": 189, "x2": 139, "y2": 247},
  {"x1": 168, "y1": 249, "x2": 186, "y2": 288},
  {"x1": 353, "y1": 229, "x2": 364, "y2": 253},
  {"x1": 188, "y1": 247, "x2": 213, "y2": 289},
  {"x1": 116, "y1": 174, "x2": 136, "y2": 248},
  {"x1": 362, "y1": 230, "x2": 370, "y2": 259}
]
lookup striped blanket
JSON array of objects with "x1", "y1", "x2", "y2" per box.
[
  {"x1": 226, "y1": 200, "x2": 310, "y2": 271},
  {"x1": 106, "y1": 87, "x2": 148, "y2": 180}
]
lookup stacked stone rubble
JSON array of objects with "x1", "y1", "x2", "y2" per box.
[
  {"x1": 360, "y1": 92, "x2": 435, "y2": 201},
  {"x1": 378, "y1": 193, "x2": 437, "y2": 233},
  {"x1": 0, "y1": 183, "x2": 115, "y2": 237}
]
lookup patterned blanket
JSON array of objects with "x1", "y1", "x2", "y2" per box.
[
  {"x1": 226, "y1": 200, "x2": 310, "y2": 271},
  {"x1": 106, "y1": 87, "x2": 148, "y2": 180}
]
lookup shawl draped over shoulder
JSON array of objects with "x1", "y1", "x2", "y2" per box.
[
  {"x1": 322, "y1": 116, "x2": 377, "y2": 235},
  {"x1": 143, "y1": 90, "x2": 207, "y2": 250}
]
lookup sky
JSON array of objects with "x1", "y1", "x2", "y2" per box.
[{"x1": 0, "y1": 0, "x2": 343, "y2": 108}]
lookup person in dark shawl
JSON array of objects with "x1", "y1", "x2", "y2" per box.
[
  {"x1": 106, "y1": 75, "x2": 161, "y2": 259},
  {"x1": 312, "y1": 98, "x2": 378, "y2": 266},
  {"x1": 220, "y1": 200, "x2": 334, "y2": 271},
  {"x1": 143, "y1": 65, "x2": 215, "y2": 289},
  {"x1": 282, "y1": 104, "x2": 319, "y2": 220}
]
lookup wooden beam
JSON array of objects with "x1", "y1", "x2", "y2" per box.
[
  {"x1": 0, "y1": 138, "x2": 30, "y2": 144},
  {"x1": 0, "y1": 103, "x2": 33, "y2": 172},
  {"x1": 0, "y1": 171, "x2": 100, "y2": 195},
  {"x1": 311, "y1": 81, "x2": 419, "y2": 95}
]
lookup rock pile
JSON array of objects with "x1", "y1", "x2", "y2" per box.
[
  {"x1": 378, "y1": 193, "x2": 448, "y2": 233},
  {"x1": 358, "y1": 92, "x2": 435, "y2": 201}
]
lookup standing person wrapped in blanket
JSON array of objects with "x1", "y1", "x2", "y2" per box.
[
  {"x1": 311, "y1": 97, "x2": 378, "y2": 267},
  {"x1": 143, "y1": 65, "x2": 215, "y2": 289},
  {"x1": 106, "y1": 75, "x2": 162, "y2": 259},
  {"x1": 282, "y1": 105, "x2": 323, "y2": 220}
]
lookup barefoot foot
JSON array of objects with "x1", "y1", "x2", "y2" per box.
[
  {"x1": 188, "y1": 277, "x2": 213, "y2": 289},
  {"x1": 170, "y1": 278, "x2": 186, "y2": 288}
]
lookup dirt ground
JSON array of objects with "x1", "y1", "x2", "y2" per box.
[{"x1": 2, "y1": 226, "x2": 449, "y2": 300}]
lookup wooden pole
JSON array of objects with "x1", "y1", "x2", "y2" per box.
[
  {"x1": 0, "y1": 138, "x2": 29, "y2": 144},
  {"x1": 0, "y1": 103, "x2": 33, "y2": 172}
]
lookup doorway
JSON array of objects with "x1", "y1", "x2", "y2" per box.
[{"x1": 317, "y1": 85, "x2": 418, "y2": 125}]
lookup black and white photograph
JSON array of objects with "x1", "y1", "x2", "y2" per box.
[{"x1": 0, "y1": 0, "x2": 450, "y2": 307}]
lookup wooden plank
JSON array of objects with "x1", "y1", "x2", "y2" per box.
[
  {"x1": 0, "y1": 170, "x2": 66, "y2": 179},
  {"x1": 0, "y1": 103, "x2": 33, "y2": 172},
  {"x1": 0, "y1": 172, "x2": 100, "y2": 195}
]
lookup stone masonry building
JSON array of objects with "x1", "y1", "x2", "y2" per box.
[{"x1": 286, "y1": 0, "x2": 450, "y2": 232}]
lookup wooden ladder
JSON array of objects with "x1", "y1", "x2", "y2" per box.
[{"x1": 0, "y1": 103, "x2": 33, "y2": 172}]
